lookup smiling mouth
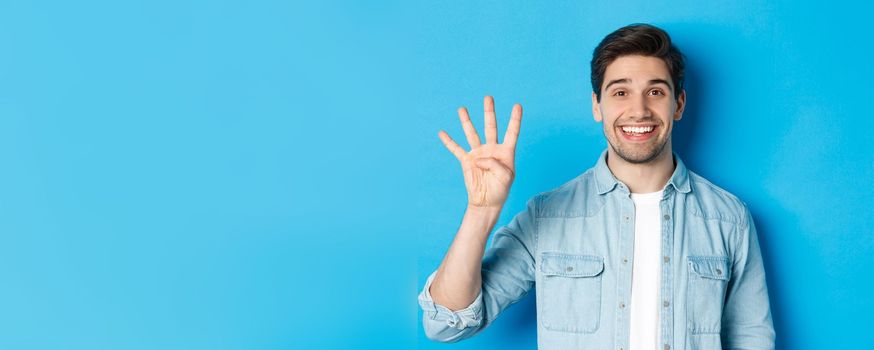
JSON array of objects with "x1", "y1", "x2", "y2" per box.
[{"x1": 618, "y1": 125, "x2": 658, "y2": 141}]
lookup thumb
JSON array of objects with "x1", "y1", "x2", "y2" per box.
[{"x1": 474, "y1": 157, "x2": 513, "y2": 181}]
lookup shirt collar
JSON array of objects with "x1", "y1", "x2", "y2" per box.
[{"x1": 593, "y1": 149, "x2": 692, "y2": 195}]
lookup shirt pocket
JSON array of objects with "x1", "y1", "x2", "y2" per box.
[
  {"x1": 539, "y1": 252, "x2": 604, "y2": 333},
  {"x1": 686, "y1": 256, "x2": 731, "y2": 334}
]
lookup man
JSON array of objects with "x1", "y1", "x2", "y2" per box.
[{"x1": 417, "y1": 23, "x2": 775, "y2": 350}]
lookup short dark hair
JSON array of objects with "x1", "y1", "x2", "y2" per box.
[{"x1": 590, "y1": 23, "x2": 685, "y2": 102}]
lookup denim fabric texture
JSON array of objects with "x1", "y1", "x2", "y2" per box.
[{"x1": 418, "y1": 150, "x2": 775, "y2": 350}]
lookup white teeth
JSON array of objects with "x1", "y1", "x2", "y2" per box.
[{"x1": 621, "y1": 125, "x2": 654, "y2": 134}]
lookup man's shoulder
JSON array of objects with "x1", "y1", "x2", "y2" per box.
[
  {"x1": 528, "y1": 169, "x2": 602, "y2": 218},
  {"x1": 685, "y1": 170, "x2": 750, "y2": 225},
  {"x1": 524, "y1": 168, "x2": 751, "y2": 225}
]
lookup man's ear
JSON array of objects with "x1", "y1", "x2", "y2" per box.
[
  {"x1": 674, "y1": 89, "x2": 686, "y2": 121},
  {"x1": 592, "y1": 92, "x2": 603, "y2": 122}
]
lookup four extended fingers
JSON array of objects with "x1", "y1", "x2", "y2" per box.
[{"x1": 439, "y1": 96, "x2": 523, "y2": 159}]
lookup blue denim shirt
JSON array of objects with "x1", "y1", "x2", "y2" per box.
[{"x1": 418, "y1": 150, "x2": 775, "y2": 350}]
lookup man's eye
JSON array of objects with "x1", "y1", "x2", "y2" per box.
[
  {"x1": 614, "y1": 90, "x2": 626, "y2": 97},
  {"x1": 649, "y1": 89, "x2": 664, "y2": 96}
]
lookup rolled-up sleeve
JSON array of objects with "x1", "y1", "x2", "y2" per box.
[
  {"x1": 418, "y1": 196, "x2": 539, "y2": 343},
  {"x1": 417, "y1": 270, "x2": 485, "y2": 340},
  {"x1": 721, "y1": 206, "x2": 776, "y2": 349}
]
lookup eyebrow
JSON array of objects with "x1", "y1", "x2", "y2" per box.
[
  {"x1": 603, "y1": 78, "x2": 629, "y2": 92},
  {"x1": 648, "y1": 79, "x2": 672, "y2": 89},
  {"x1": 603, "y1": 78, "x2": 673, "y2": 92}
]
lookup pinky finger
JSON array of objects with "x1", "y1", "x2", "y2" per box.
[{"x1": 438, "y1": 130, "x2": 467, "y2": 161}]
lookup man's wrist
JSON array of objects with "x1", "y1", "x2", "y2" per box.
[
  {"x1": 462, "y1": 204, "x2": 502, "y2": 237},
  {"x1": 465, "y1": 204, "x2": 502, "y2": 219}
]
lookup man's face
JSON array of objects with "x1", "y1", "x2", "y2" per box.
[{"x1": 592, "y1": 55, "x2": 686, "y2": 164}]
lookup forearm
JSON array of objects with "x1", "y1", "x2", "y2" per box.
[{"x1": 429, "y1": 205, "x2": 502, "y2": 310}]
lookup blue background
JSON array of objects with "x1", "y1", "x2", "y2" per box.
[{"x1": 0, "y1": 1, "x2": 871, "y2": 349}]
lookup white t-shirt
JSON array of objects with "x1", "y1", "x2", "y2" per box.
[{"x1": 629, "y1": 190, "x2": 663, "y2": 350}]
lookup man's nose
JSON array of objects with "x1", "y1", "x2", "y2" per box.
[{"x1": 629, "y1": 94, "x2": 652, "y2": 118}]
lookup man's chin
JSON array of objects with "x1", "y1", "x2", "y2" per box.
[
  {"x1": 611, "y1": 144, "x2": 664, "y2": 164},
  {"x1": 618, "y1": 153, "x2": 659, "y2": 164}
]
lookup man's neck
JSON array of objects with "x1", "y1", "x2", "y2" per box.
[{"x1": 606, "y1": 146, "x2": 676, "y2": 194}]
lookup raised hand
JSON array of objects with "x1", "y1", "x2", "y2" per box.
[{"x1": 438, "y1": 96, "x2": 523, "y2": 209}]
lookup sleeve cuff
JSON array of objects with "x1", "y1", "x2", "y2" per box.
[{"x1": 417, "y1": 270, "x2": 484, "y2": 329}]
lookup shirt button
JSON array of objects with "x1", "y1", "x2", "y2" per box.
[
  {"x1": 622, "y1": 258, "x2": 628, "y2": 264},
  {"x1": 566, "y1": 266, "x2": 574, "y2": 272},
  {"x1": 716, "y1": 268, "x2": 723, "y2": 275},
  {"x1": 663, "y1": 256, "x2": 670, "y2": 263},
  {"x1": 619, "y1": 302, "x2": 625, "y2": 309},
  {"x1": 663, "y1": 300, "x2": 670, "y2": 307},
  {"x1": 664, "y1": 344, "x2": 670, "y2": 350},
  {"x1": 663, "y1": 214, "x2": 671, "y2": 220}
]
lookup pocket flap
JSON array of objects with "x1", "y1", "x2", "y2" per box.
[
  {"x1": 688, "y1": 256, "x2": 730, "y2": 280},
  {"x1": 540, "y1": 252, "x2": 604, "y2": 277}
]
